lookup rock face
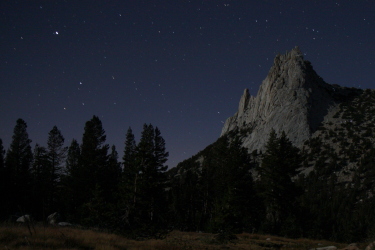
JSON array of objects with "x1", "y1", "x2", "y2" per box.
[{"x1": 221, "y1": 47, "x2": 338, "y2": 152}]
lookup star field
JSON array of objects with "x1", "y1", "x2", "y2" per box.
[{"x1": 1, "y1": 1, "x2": 374, "y2": 167}]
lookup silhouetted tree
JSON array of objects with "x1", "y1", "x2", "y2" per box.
[
  {"x1": 103, "y1": 145, "x2": 121, "y2": 202},
  {"x1": 65, "y1": 139, "x2": 81, "y2": 175},
  {"x1": 212, "y1": 136, "x2": 257, "y2": 234},
  {"x1": 46, "y1": 126, "x2": 67, "y2": 213},
  {"x1": 146, "y1": 126, "x2": 168, "y2": 227},
  {"x1": 258, "y1": 130, "x2": 302, "y2": 235},
  {"x1": 121, "y1": 124, "x2": 169, "y2": 235},
  {"x1": 77, "y1": 116, "x2": 109, "y2": 224},
  {"x1": 119, "y1": 127, "x2": 138, "y2": 229},
  {"x1": 31, "y1": 144, "x2": 49, "y2": 218},
  {"x1": 4, "y1": 119, "x2": 33, "y2": 215},
  {"x1": 168, "y1": 135, "x2": 257, "y2": 234},
  {"x1": 62, "y1": 139, "x2": 81, "y2": 221}
]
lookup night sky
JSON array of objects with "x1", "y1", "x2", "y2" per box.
[{"x1": 1, "y1": 1, "x2": 374, "y2": 168}]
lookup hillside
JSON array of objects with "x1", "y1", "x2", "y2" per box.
[{"x1": 169, "y1": 47, "x2": 375, "y2": 242}]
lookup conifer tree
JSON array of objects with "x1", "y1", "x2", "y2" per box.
[
  {"x1": 154, "y1": 127, "x2": 169, "y2": 173},
  {"x1": 31, "y1": 144, "x2": 50, "y2": 218},
  {"x1": 149, "y1": 126, "x2": 169, "y2": 225},
  {"x1": 214, "y1": 136, "x2": 257, "y2": 234},
  {"x1": 123, "y1": 127, "x2": 137, "y2": 187},
  {"x1": 62, "y1": 139, "x2": 81, "y2": 220},
  {"x1": 46, "y1": 126, "x2": 67, "y2": 213},
  {"x1": 133, "y1": 124, "x2": 156, "y2": 228},
  {"x1": 120, "y1": 127, "x2": 137, "y2": 227},
  {"x1": 71, "y1": 116, "x2": 109, "y2": 223},
  {"x1": 47, "y1": 126, "x2": 67, "y2": 178},
  {"x1": 4, "y1": 119, "x2": 33, "y2": 214},
  {"x1": 82, "y1": 146, "x2": 121, "y2": 229},
  {"x1": 121, "y1": 124, "x2": 169, "y2": 233},
  {"x1": 103, "y1": 145, "x2": 121, "y2": 201},
  {"x1": 65, "y1": 139, "x2": 81, "y2": 175},
  {"x1": 197, "y1": 136, "x2": 256, "y2": 233},
  {"x1": 79, "y1": 116, "x2": 109, "y2": 203},
  {"x1": 258, "y1": 130, "x2": 302, "y2": 235}
]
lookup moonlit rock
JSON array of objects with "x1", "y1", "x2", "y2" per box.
[
  {"x1": 47, "y1": 212, "x2": 59, "y2": 224},
  {"x1": 221, "y1": 46, "x2": 340, "y2": 153},
  {"x1": 16, "y1": 215, "x2": 31, "y2": 223}
]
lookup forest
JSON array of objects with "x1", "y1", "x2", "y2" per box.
[{"x1": 1, "y1": 116, "x2": 375, "y2": 243}]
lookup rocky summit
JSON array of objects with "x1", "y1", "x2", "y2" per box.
[
  {"x1": 221, "y1": 46, "x2": 354, "y2": 153},
  {"x1": 220, "y1": 46, "x2": 375, "y2": 187}
]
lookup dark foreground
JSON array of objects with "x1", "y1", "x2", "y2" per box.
[{"x1": 0, "y1": 224, "x2": 365, "y2": 250}]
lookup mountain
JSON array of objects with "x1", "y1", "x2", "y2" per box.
[
  {"x1": 167, "y1": 47, "x2": 375, "y2": 241},
  {"x1": 221, "y1": 46, "x2": 359, "y2": 154},
  {"x1": 220, "y1": 46, "x2": 375, "y2": 187}
]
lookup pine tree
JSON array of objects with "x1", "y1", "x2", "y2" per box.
[
  {"x1": 214, "y1": 136, "x2": 257, "y2": 234},
  {"x1": 4, "y1": 119, "x2": 33, "y2": 214},
  {"x1": 79, "y1": 115, "x2": 109, "y2": 203},
  {"x1": 132, "y1": 124, "x2": 156, "y2": 229},
  {"x1": 47, "y1": 126, "x2": 67, "y2": 178},
  {"x1": 46, "y1": 126, "x2": 67, "y2": 213},
  {"x1": 258, "y1": 130, "x2": 302, "y2": 235},
  {"x1": 149, "y1": 126, "x2": 169, "y2": 226},
  {"x1": 122, "y1": 127, "x2": 137, "y2": 194},
  {"x1": 62, "y1": 139, "x2": 81, "y2": 221},
  {"x1": 154, "y1": 127, "x2": 169, "y2": 173},
  {"x1": 31, "y1": 144, "x2": 50, "y2": 218},
  {"x1": 120, "y1": 127, "x2": 137, "y2": 228},
  {"x1": 77, "y1": 116, "x2": 110, "y2": 224},
  {"x1": 168, "y1": 160, "x2": 202, "y2": 231},
  {"x1": 65, "y1": 139, "x2": 81, "y2": 175},
  {"x1": 103, "y1": 145, "x2": 121, "y2": 201},
  {"x1": 196, "y1": 136, "x2": 257, "y2": 233},
  {"x1": 120, "y1": 124, "x2": 169, "y2": 234}
]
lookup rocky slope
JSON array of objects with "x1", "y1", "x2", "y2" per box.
[
  {"x1": 221, "y1": 46, "x2": 357, "y2": 154},
  {"x1": 220, "y1": 46, "x2": 375, "y2": 188}
]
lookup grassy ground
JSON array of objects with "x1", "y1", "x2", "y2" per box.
[{"x1": 0, "y1": 224, "x2": 364, "y2": 250}]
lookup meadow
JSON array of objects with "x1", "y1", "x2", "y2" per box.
[{"x1": 0, "y1": 223, "x2": 357, "y2": 250}]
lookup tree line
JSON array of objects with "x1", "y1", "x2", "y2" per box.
[
  {"x1": 168, "y1": 129, "x2": 375, "y2": 242},
  {"x1": 1, "y1": 117, "x2": 375, "y2": 242},
  {"x1": 0, "y1": 116, "x2": 168, "y2": 236}
]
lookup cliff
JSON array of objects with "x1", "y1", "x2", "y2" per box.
[{"x1": 221, "y1": 46, "x2": 341, "y2": 152}]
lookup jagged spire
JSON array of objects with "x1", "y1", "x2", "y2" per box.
[
  {"x1": 221, "y1": 47, "x2": 336, "y2": 153},
  {"x1": 238, "y1": 88, "x2": 250, "y2": 117}
]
